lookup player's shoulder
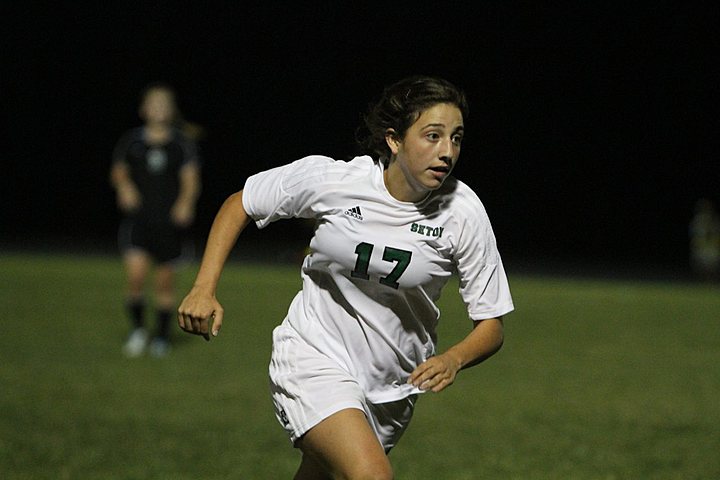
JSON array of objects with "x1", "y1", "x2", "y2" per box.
[
  {"x1": 171, "y1": 126, "x2": 196, "y2": 145},
  {"x1": 283, "y1": 155, "x2": 376, "y2": 188},
  {"x1": 291, "y1": 154, "x2": 374, "y2": 171},
  {"x1": 426, "y1": 178, "x2": 497, "y2": 242},
  {"x1": 422, "y1": 178, "x2": 495, "y2": 235},
  {"x1": 113, "y1": 128, "x2": 145, "y2": 158},
  {"x1": 431, "y1": 177, "x2": 487, "y2": 216},
  {"x1": 117, "y1": 127, "x2": 144, "y2": 143}
]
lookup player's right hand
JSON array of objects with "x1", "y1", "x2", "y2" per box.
[
  {"x1": 117, "y1": 184, "x2": 141, "y2": 212},
  {"x1": 177, "y1": 288, "x2": 224, "y2": 341}
]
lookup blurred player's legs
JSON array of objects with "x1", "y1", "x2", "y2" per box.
[
  {"x1": 123, "y1": 327, "x2": 149, "y2": 358},
  {"x1": 149, "y1": 263, "x2": 176, "y2": 357},
  {"x1": 122, "y1": 250, "x2": 151, "y2": 357},
  {"x1": 119, "y1": 218, "x2": 186, "y2": 357}
]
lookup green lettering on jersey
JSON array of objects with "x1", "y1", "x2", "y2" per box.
[
  {"x1": 379, "y1": 247, "x2": 412, "y2": 289},
  {"x1": 350, "y1": 242, "x2": 412, "y2": 290},
  {"x1": 410, "y1": 223, "x2": 444, "y2": 238},
  {"x1": 350, "y1": 242, "x2": 372, "y2": 280}
]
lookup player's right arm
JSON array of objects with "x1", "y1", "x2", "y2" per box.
[
  {"x1": 178, "y1": 190, "x2": 252, "y2": 340},
  {"x1": 110, "y1": 161, "x2": 141, "y2": 212}
]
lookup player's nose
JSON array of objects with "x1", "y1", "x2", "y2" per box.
[{"x1": 439, "y1": 138, "x2": 455, "y2": 164}]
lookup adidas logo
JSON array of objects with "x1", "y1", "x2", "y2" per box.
[{"x1": 344, "y1": 205, "x2": 363, "y2": 220}]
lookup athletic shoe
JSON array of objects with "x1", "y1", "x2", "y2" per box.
[
  {"x1": 149, "y1": 337, "x2": 171, "y2": 358},
  {"x1": 123, "y1": 328, "x2": 148, "y2": 358}
]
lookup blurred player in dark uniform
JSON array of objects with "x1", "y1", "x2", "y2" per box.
[
  {"x1": 111, "y1": 83, "x2": 201, "y2": 357},
  {"x1": 689, "y1": 198, "x2": 720, "y2": 281}
]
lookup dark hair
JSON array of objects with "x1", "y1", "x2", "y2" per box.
[{"x1": 356, "y1": 76, "x2": 469, "y2": 162}]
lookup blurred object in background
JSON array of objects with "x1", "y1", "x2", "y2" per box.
[{"x1": 689, "y1": 198, "x2": 720, "y2": 282}]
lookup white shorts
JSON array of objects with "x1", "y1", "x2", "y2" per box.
[{"x1": 268, "y1": 323, "x2": 417, "y2": 452}]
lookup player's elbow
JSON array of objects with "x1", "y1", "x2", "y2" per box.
[
  {"x1": 494, "y1": 334, "x2": 504, "y2": 355},
  {"x1": 493, "y1": 319, "x2": 505, "y2": 352},
  {"x1": 476, "y1": 317, "x2": 504, "y2": 355}
]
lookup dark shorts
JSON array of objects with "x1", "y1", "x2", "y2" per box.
[{"x1": 118, "y1": 218, "x2": 185, "y2": 264}]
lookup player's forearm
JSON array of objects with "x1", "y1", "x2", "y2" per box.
[
  {"x1": 192, "y1": 191, "x2": 251, "y2": 293},
  {"x1": 110, "y1": 163, "x2": 136, "y2": 190},
  {"x1": 176, "y1": 165, "x2": 201, "y2": 206},
  {"x1": 444, "y1": 317, "x2": 504, "y2": 370}
]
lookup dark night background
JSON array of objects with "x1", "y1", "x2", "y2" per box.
[{"x1": 3, "y1": 2, "x2": 718, "y2": 276}]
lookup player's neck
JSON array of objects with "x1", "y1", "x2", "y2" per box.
[
  {"x1": 144, "y1": 123, "x2": 172, "y2": 145},
  {"x1": 383, "y1": 165, "x2": 428, "y2": 203}
]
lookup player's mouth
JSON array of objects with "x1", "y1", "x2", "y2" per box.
[{"x1": 428, "y1": 164, "x2": 451, "y2": 179}]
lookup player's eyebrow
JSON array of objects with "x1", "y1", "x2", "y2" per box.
[
  {"x1": 421, "y1": 123, "x2": 464, "y2": 130},
  {"x1": 422, "y1": 123, "x2": 465, "y2": 133}
]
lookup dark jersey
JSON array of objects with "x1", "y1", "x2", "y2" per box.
[{"x1": 112, "y1": 127, "x2": 199, "y2": 225}]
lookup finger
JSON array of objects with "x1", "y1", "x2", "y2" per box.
[
  {"x1": 186, "y1": 317, "x2": 210, "y2": 340},
  {"x1": 410, "y1": 359, "x2": 433, "y2": 377},
  {"x1": 430, "y1": 379, "x2": 448, "y2": 393},
  {"x1": 409, "y1": 364, "x2": 434, "y2": 388},
  {"x1": 431, "y1": 374, "x2": 456, "y2": 393},
  {"x1": 420, "y1": 367, "x2": 454, "y2": 391},
  {"x1": 420, "y1": 368, "x2": 443, "y2": 388},
  {"x1": 188, "y1": 317, "x2": 204, "y2": 337},
  {"x1": 201, "y1": 313, "x2": 214, "y2": 341},
  {"x1": 177, "y1": 312, "x2": 190, "y2": 332},
  {"x1": 413, "y1": 356, "x2": 441, "y2": 378},
  {"x1": 211, "y1": 309, "x2": 223, "y2": 337}
]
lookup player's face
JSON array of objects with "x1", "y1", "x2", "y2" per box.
[
  {"x1": 140, "y1": 89, "x2": 176, "y2": 125},
  {"x1": 386, "y1": 103, "x2": 464, "y2": 202}
]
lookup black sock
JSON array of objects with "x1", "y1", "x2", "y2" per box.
[
  {"x1": 126, "y1": 298, "x2": 145, "y2": 330},
  {"x1": 156, "y1": 308, "x2": 173, "y2": 340}
]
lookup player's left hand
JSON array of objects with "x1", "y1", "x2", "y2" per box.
[
  {"x1": 408, "y1": 352, "x2": 462, "y2": 393},
  {"x1": 171, "y1": 202, "x2": 195, "y2": 227}
]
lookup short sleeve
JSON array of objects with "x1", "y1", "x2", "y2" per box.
[
  {"x1": 111, "y1": 131, "x2": 134, "y2": 165},
  {"x1": 178, "y1": 134, "x2": 200, "y2": 167},
  {"x1": 242, "y1": 155, "x2": 335, "y2": 228},
  {"x1": 453, "y1": 193, "x2": 514, "y2": 321}
]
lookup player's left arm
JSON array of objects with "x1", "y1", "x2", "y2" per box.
[
  {"x1": 171, "y1": 162, "x2": 201, "y2": 227},
  {"x1": 408, "y1": 317, "x2": 504, "y2": 393}
]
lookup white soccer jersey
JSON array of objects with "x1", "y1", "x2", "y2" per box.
[{"x1": 243, "y1": 155, "x2": 514, "y2": 403}]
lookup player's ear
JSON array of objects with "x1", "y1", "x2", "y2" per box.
[{"x1": 385, "y1": 128, "x2": 401, "y2": 155}]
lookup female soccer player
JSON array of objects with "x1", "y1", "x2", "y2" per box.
[
  {"x1": 111, "y1": 83, "x2": 201, "y2": 358},
  {"x1": 178, "y1": 76, "x2": 513, "y2": 478}
]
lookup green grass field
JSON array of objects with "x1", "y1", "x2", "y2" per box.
[{"x1": 1, "y1": 252, "x2": 718, "y2": 479}]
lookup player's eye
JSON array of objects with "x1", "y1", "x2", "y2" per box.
[
  {"x1": 452, "y1": 134, "x2": 463, "y2": 146},
  {"x1": 426, "y1": 132, "x2": 440, "y2": 141}
]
